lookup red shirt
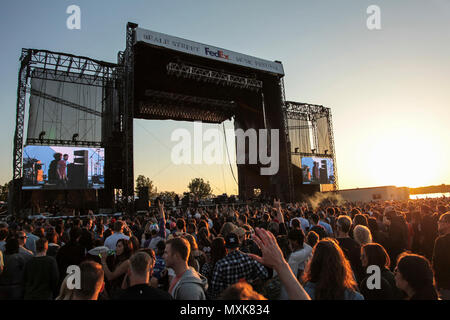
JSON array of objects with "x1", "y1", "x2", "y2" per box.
[{"x1": 169, "y1": 269, "x2": 187, "y2": 295}]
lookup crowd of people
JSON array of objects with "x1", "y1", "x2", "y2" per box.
[{"x1": 0, "y1": 196, "x2": 449, "y2": 300}]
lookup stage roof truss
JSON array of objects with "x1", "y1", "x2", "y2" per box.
[
  {"x1": 26, "y1": 49, "x2": 120, "y2": 87},
  {"x1": 25, "y1": 138, "x2": 102, "y2": 147},
  {"x1": 166, "y1": 62, "x2": 262, "y2": 91},
  {"x1": 284, "y1": 101, "x2": 330, "y2": 121},
  {"x1": 140, "y1": 89, "x2": 236, "y2": 123}
]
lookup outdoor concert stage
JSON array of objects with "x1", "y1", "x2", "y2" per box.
[{"x1": 11, "y1": 22, "x2": 337, "y2": 215}]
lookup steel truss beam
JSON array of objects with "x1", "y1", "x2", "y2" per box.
[
  {"x1": 167, "y1": 62, "x2": 262, "y2": 91},
  {"x1": 120, "y1": 22, "x2": 138, "y2": 213},
  {"x1": 13, "y1": 50, "x2": 31, "y2": 181},
  {"x1": 283, "y1": 100, "x2": 338, "y2": 191},
  {"x1": 26, "y1": 138, "x2": 102, "y2": 147},
  {"x1": 12, "y1": 48, "x2": 121, "y2": 216},
  {"x1": 327, "y1": 110, "x2": 339, "y2": 190},
  {"x1": 290, "y1": 152, "x2": 333, "y2": 158},
  {"x1": 141, "y1": 89, "x2": 235, "y2": 123},
  {"x1": 29, "y1": 88, "x2": 103, "y2": 117},
  {"x1": 283, "y1": 101, "x2": 330, "y2": 121},
  {"x1": 279, "y1": 78, "x2": 294, "y2": 202},
  {"x1": 28, "y1": 49, "x2": 118, "y2": 79},
  {"x1": 144, "y1": 89, "x2": 235, "y2": 109}
]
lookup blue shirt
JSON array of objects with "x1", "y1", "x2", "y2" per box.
[
  {"x1": 153, "y1": 255, "x2": 166, "y2": 280},
  {"x1": 0, "y1": 241, "x2": 6, "y2": 253},
  {"x1": 300, "y1": 217, "x2": 310, "y2": 233},
  {"x1": 319, "y1": 221, "x2": 333, "y2": 236},
  {"x1": 25, "y1": 233, "x2": 39, "y2": 255},
  {"x1": 304, "y1": 282, "x2": 364, "y2": 300}
]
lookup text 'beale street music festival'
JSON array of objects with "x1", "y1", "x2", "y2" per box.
[{"x1": 0, "y1": 0, "x2": 449, "y2": 313}]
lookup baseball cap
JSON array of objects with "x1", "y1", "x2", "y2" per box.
[{"x1": 225, "y1": 232, "x2": 240, "y2": 249}]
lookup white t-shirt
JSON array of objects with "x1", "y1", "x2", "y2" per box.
[
  {"x1": 288, "y1": 244, "x2": 313, "y2": 278},
  {"x1": 104, "y1": 232, "x2": 130, "y2": 250}
]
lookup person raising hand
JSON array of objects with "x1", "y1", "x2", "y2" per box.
[{"x1": 248, "y1": 228, "x2": 310, "y2": 300}]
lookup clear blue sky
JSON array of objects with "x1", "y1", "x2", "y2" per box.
[{"x1": 1, "y1": 0, "x2": 449, "y2": 194}]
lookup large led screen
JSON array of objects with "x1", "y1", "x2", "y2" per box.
[
  {"x1": 22, "y1": 145, "x2": 104, "y2": 190},
  {"x1": 301, "y1": 157, "x2": 335, "y2": 185}
]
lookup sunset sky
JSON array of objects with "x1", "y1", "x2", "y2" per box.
[{"x1": 1, "y1": 0, "x2": 449, "y2": 195}]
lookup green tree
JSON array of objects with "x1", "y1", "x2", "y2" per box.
[
  {"x1": 135, "y1": 175, "x2": 158, "y2": 199},
  {"x1": 159, "y1": 191, "x2": 178, "y2": 200},
  {"x1": 0, "y1": 183, "x2": 9, "y2": 202},
  {"x1": 188, "y1": 178, "x2": 212, "y2": 200}
]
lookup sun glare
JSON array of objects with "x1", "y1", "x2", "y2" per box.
[{"x1": 368, "y1": 131, "x2": 439, "y2": 188}]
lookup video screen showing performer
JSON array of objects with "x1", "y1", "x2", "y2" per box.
[
  {"x1": 22, "y1": 145, "x2": 104, "y2": 190},
  {"x1": 301, "y1": 157, "x2": 335, "y2": 185}
]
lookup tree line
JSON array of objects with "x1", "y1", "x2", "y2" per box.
[{"x1": 135, "y1": 175, "x2": 213, "y2": 201}]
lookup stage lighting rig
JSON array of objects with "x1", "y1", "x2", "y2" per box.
[{"x1": 167, "y1": 62, "x2": 262, "y2": 91}]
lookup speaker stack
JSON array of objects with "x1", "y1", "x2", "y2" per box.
[
  {"x1": 319, "y1": 160, "x2": 328, "y2": 184},
  {"x1": 135, "y1": 186, "x2": 149, "y2": 211},
  {"x1": 68, "y1": 150, "x2": 89, "y2": 188}
]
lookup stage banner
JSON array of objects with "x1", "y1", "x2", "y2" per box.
[{"x1": 135, "y1": 27, "x2": 285, "y2": 75}]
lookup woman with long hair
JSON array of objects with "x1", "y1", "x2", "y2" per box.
[
  {"x1": 184, "y1": 233, "x2": 207, "y2": 272},
  {"x1": 45, "y1": 228, "x2": 60, "y2": 257},
  {"x1": 201, "y1": 237, "x2": 227, "y2": 283},
  {"x1": 197, "y1": 227, "x2": 212, "y2": 252},
  {"x1": 394, "y1": 252, "x2": 438, "y2": 300},
  {"x1": 359, "y1": 243, "x2": 400, "y2": 299},
  {"x1": 100, "y1": 238, "x2": 134, "y2": 298},
  {"x1": 302, "y1": 238, "x2": 364, "y2": 300}
]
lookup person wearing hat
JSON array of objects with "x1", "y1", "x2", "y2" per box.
[{"x1": 208, "y1": 232, "x2": 268, "y2": 300}]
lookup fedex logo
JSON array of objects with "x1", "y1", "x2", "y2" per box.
[{"x1": 205, "y1": 47, "x2": 229, "y2": 60}]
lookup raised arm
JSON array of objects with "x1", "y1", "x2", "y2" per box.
[
  {"x1": 157, "y1": 200, "x2": 167, "y2": 239},
  {"x1": 100, "y1": 255, "x2": 130, "y2": 281},
  {"x1": 274, "y1": 199, "x2": 285, "y2": 224},
  {"x1": 248, "y1": 228, "x2": 310, "y2": 300}
]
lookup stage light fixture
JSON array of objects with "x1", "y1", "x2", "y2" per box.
[
  {"x1": 72, "y1": 133, "x2": 79, "y2": 142},
  {"x1": 325, "y1": 149, "x2": 328, "y2": 154},
  {"x1": 38, "y1": 131, "x2": 46, "y2": 140},
  {"x1": 311, "y1": 149, "x2": 316, "y2": 153},
  {"x1": 295, "y1": 147, "x2": 299, "y2": 153}
]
